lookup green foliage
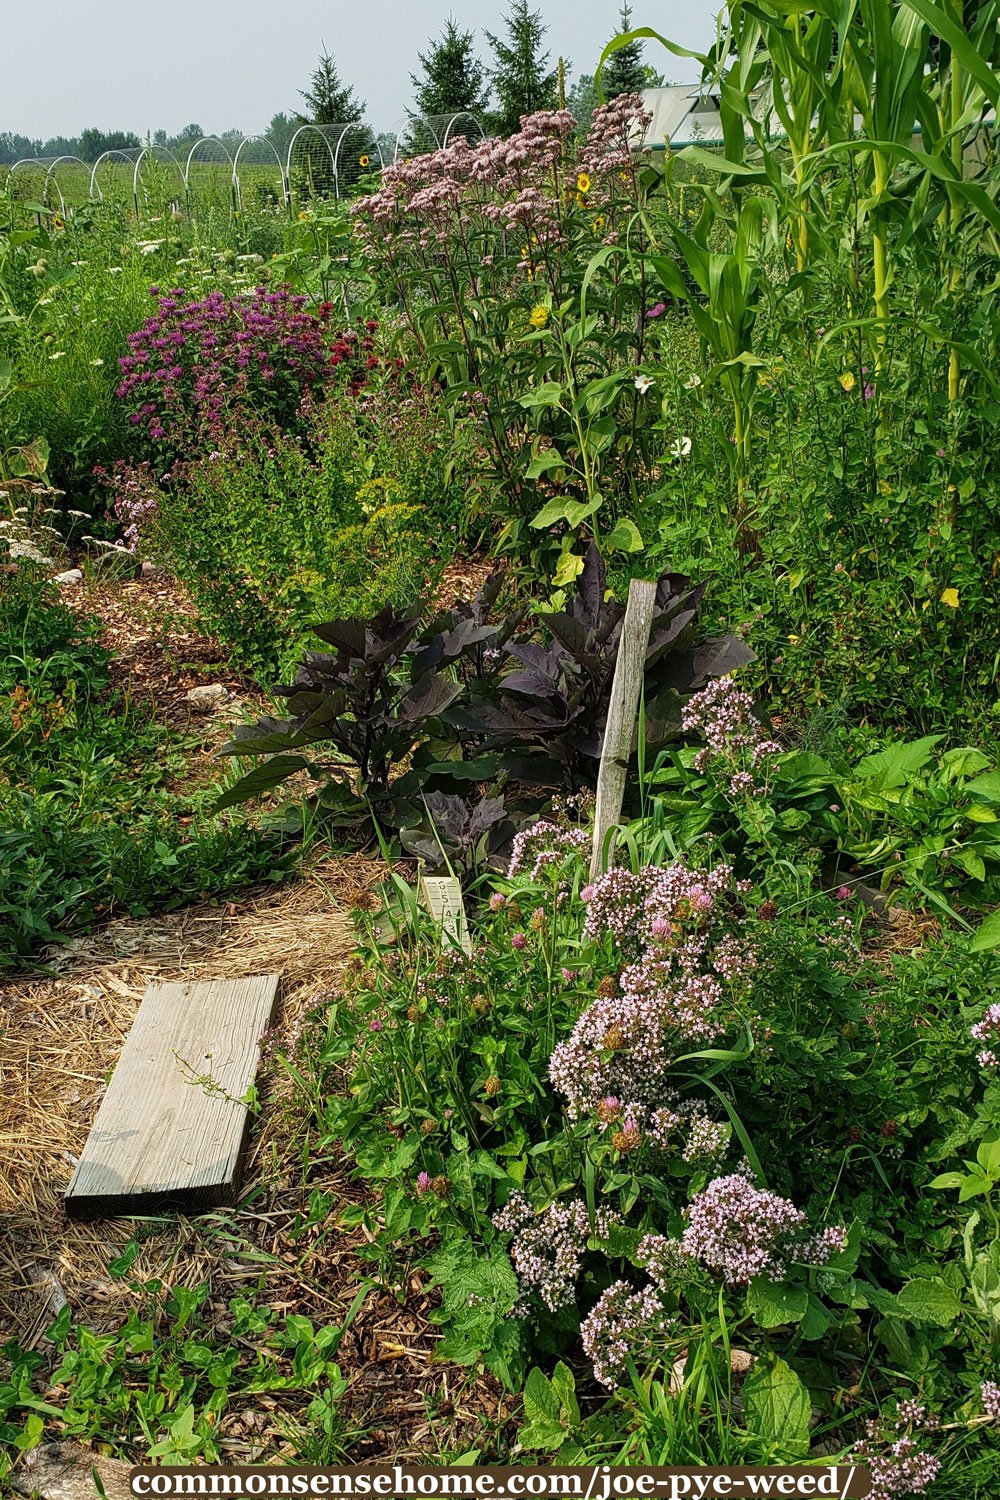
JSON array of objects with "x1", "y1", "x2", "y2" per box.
[
  {"x1": 0, "y1": 570, "x2": 290, "y2": 970},
  {"x1": 410, "y1": 18, "x2": 490, "y2": 119},
  {"x1": 600, "y1": 5, "x2": 648, "y2": 99},
  {"x1": 145, "y1": 394, "x2": 452, "y2": 683},
  {"x1": 287, "y1": 694, "x2": 1000, "y2": 1471},
  {"x1": 298, "y1": 50, "x2": 366, "y2": 126},
  {"x1": 0, "y1": 1279, "x2": 356, "y2": 1467},
  {"x1": 485, "y1": 0, "x2": 558, "y2": 137}
]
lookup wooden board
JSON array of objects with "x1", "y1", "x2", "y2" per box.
[
  {"x1": 419, "y1": 874, "x2": 473, "y2": 955},
  {"x1": 65, "y1": 975, "x2": 280, "y2": 1218},
  {"x1": 591, "y1": 578, "x2": 657, "y2": 880}
]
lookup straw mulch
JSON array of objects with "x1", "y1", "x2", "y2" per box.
[{"x1": 0, "y1": 858, "x2": 509, "y2": 1464}]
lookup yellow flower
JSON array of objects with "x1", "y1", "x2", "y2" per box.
[
  {"x1": 529, "y1": 305, "x2": 549, "y2": 329},
  {"x1": 788, "y1": 634, "x2": 801, "y2": 646},
  {"x1": 940, "y1": 587, "x2": 960, "y2": 608},
  {"x1": 838, "y1": 371, "x2": 855, "y2": 392},
  {"x1": 359, "y1": 155, "x2": 370, "y2": 167},
  {"x1": 592, "y1": 215, "x2": 605, "y2": 236},
  {"x1": 298, "y1": 210, "x2": 309, "y2": 221},
  {"x1": 576, "y1": 171, "x2": 591, "y2": 194}
]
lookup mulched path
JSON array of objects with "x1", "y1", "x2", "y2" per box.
[
  {"x1": 4, "y1": 566, "x2": 514, "y2": 1470},
  {"x1": 63, "y1": 571, "x2": 255, "y2": 725}
]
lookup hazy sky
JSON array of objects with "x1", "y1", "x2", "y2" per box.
[{"x1": 6, "y1": 0, "x2": 719, "y2": 141}]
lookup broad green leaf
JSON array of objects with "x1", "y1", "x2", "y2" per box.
[
  {"x1": 519, "y1": 382, "x2": 565, "y2": 410},
  {"x1": 214, "y1": 754, "x2": 310, "y2": 811},
  {"x1": 552, "y1": 551, "x2": 585, "y2": 587},
  {"x1": 968, "y1": 911, "x2": 1000, "y2": 953},
  {"x1": 928, "y1": 1172, "x2": 964, "y2": 1190},
  {"x1": 745, "y1": 1277, "x2": 808, "y2": 1329},
  {"x1": 603, "y1": 518, "x2": 644, "y2": 553},
  {"x1": 851, "y1": 735, "x2": 942, "y2": 788},
  {"x1": 525, "y1": 450, "x2": 566, "y2": 479},
  {"x1": 743, "y1": 1355, "x2": 811, "y2": 1458},
  {"x1": 967, "y1": 772, "x2": 1000, "y2": 803},
  {"x1": 800, "y1": 1296, "x2": 832, "y2": 1342},
  {"x1": 896, "y1": 1277, "x2": 963, "y2": 1326}
]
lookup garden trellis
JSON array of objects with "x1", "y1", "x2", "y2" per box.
[
  {"x1": 392, "y1": 111, "x2": 487, "y2": 160},
  {"x1": 1, "y1": 113, "x2": 486, "y2": 223}
]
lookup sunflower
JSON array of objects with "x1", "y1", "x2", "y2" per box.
[
  {"x1": 576, "y1": 171, "x2": 591, "y2": 194},
  {"x1": 359, "y1": 155, "x2": 370, "y2": 167},
  {"x1": 529, "y1": 305, "x2": 549, "y2": 329}
]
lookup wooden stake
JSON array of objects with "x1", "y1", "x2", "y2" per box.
[{"x1": 590, "y1": 578, "x2": 657, "y2": 881}]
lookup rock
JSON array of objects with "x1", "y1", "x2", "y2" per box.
[
  {"x1": 140, "y1": 560, "x2": 163, "y2": 578},
  {"x1": 53, "y1": 568, "x2": 84, "y2": 585},
  {"x1": 12, "y1": 1442, "x2": 133, "y2": 1500},
  {"x1": 185, "y1": 683, "x2": 229, "y2": 711}
]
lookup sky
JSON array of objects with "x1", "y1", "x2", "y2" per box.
[{"x1": 5, "y1": 0, "x2": 720, "y2": 142}]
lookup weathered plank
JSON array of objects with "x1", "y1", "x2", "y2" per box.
[
  {"x1": 590, "y1": 577, "x2": 658, "y2": 881},
  {"x1": 12, "y1": 1442, "x2": 133, "y2": 1500},
  {"x1": 65, "y1": 974, "x2": 279, "y2": 1218},
  {"x1": 418, "y1": 873, "x2": 473, "y2": 955}
]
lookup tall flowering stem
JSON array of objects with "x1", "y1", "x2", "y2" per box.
[{"x1": 354, "y1": 99, "x2": 656, "y2": 562}]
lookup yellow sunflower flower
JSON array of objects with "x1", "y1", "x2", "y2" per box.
[
  {"x1": 359, "y1": 155, "x2": 370, "y2": 167},
  {"x1": 576, "y1": 171, "x2": 591, "y2": 194},
  {"x1": 529, "y1": 305, "x2": 549, "y2": 329}
]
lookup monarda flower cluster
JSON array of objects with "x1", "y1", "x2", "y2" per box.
[
  {"x1": 681, "y1": 675, "x2": 782, "y2": 796},
  {"x1": 639, "y1": 1169, "x2": 847, "y2": 1287},
  {"x1": 550, "y1": 859, "x2": 756, "y2": 1118},
  {"x1": 115, "y1": 287, "x2": 370, "y2": 457},
  {"x1": 493, "y1": 1193, "x2": 619, "y2": 1314}
]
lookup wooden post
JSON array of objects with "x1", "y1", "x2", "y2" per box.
[
  {"x1": 590, "y1": 578, "x2": 657, "y2": 881},
  {"x1": 418, "y1": 873, "x2": 473, "y2": 956}
]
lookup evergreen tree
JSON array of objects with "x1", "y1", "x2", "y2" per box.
[
  {"x1": 601, "y1": 4, "x2": 648, "y2": 98},
  {"x1": 299, "y1": 48, "x2": 365, "y2": 125},
  {"x1": 485, "y1": 0, "x2": 558, "y2": 136},
  {"x1": 411, "y1": 16, "x2": 489, "y2": 120}
]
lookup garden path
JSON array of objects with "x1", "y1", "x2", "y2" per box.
[{"x1": 1, "y1": 570, "x2": 510, "y2": 1463}]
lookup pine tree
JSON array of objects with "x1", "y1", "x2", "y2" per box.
[
  {"x1": 299, "y1": 48, "x2": 365, "y2": 125},
  {"x1": 601, "y1": 4, "x2": 648, "y2": 98},
  {"x1": 411, "y1": 16, "x2": 489, "y2": 120},
  {"x1": 485, "y1": 0, "x2": 558, "y2": 136}
]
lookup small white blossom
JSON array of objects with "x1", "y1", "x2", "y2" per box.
[
  {"x1": 669, "y1": 435, "x2": 692, "y2": 458},
  {"x1": 634, "y1": 373, "x2": 654, "y2": 394}
]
